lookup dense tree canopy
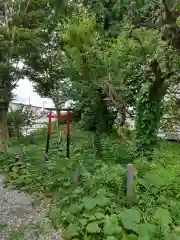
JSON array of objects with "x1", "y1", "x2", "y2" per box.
[
  {"x1": 0, "y1": 0, "x2": 180, "y2": 157},
  {"x1": 1, "y1": 2, "x2": 180, "y2": 240}
]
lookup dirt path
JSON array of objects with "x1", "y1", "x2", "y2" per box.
[{"x1": 0, "y1": 175, "x2": 61, "y2": 240}]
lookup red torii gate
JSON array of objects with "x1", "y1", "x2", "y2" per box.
[{"x1": 45, "y1": 108, "x2": 72, "y2": 158}]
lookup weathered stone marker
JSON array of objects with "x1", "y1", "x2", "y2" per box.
[
  {"x1": 126, "y1": 164, "x2": 136, "y2": 202},
  {"x1": 18, "y1": 144, "x2": 24, "y2": 161}
]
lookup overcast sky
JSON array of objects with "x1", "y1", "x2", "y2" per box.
[
  {"x1": 11, "y1": 61, "x2": 54, "y2": 108},
  {"x1": 13, "y1": 78, "x2": 73, "y2": 109},
  {"x1": 13, "y1": 78, "x2": 54, "y2": 107}
]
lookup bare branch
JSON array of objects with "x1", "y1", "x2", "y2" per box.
[
  {"x1": 24, "y1": 0, "x2": 32, "y2": 14},
  {"x1": 134, "y1": 23, "x2": 161, "y2": 29}
]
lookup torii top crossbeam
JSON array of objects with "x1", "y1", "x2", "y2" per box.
[{"x1": 45, "y1": 107, "x2": 73, "y2": 111}]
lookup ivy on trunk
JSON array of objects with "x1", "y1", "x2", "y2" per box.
[{"x1": 135, "y1": 59, "x2": 173, "y2": 158}]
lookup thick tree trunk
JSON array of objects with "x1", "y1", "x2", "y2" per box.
[
  {"x1": 0, "y1": 109, "x2": 9, "y2": 146},
  {"x1": 135, "y1": 60, "x2": 171, "y2": 158}
]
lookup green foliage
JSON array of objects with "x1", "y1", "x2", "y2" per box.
[
  {"x1": 153, "y1": 208, "x2": 172, "y2": 226},
  {"x1": 8, "y1": 229, "x2": 24, "y2": 240},
  {"x1": 135, "y1": 91, "x2": 161, "y2": 158},
  {"x1": 80, "y1": 92, "x2": 116, "y2": 133},
  {"x1": 18, "y1": 1, "x2": 179, "y2": 153},
  {"x1": 70, "y1": 104, "x2": 83, "y2": 123},
  {"x1": 60, "y1": 5, "x2": 179, "y2": 157},
  {"x1": 1, "y1": 0, "x2": 180, "y2": 238},
  {"x1": 61, "y1": 10, "x2": 178, "y2": 156},
  {"x1": 1, "y1": 125, "x2": 180, "y2": 239},
  {"x1": 91, "y1": 163, "x2": 125, "y2": 196},
  {"x1": 82, "y1": 0, "x2": 130, "y2": 36},
  {"x1": 101, "y1": 134, "x2": 131, "y2": 164},
  {"x1": 1, "y1": 0, "x2": 179, "y2": 153},
  {"x1": 7, "y1": 106, "x2": 35, "y2": 139},
  {"x1": 133, "y1": 41, "x2": 179, "y2": 158}
]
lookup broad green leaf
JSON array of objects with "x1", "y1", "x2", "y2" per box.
[
  {"x1": 63, "y1": 182, "x2": 70, "y2": 187},
  {"x1": 138, "y1": 223, "x2": 156, "y2": 240},
  {"x1": 106, "y1": 237, "x2": 118, "y2": 240},
  {"x1": 12, "y1": 167, "x2": 18, "y2": 172},
  {"x1": 153, "y1": 208, "x2": 172, "y2": 226},
  {"x1": 74, "y1": 187, "x2": 84, "y2": 194},
  {"x1": 60, "y1": 197, "x2": 69, "y2": 203},
  {"x1": 104, "y1": 221, "x2": 115, "y2": 235},
  {"x1": 96, "y1": 188, "x2": 107, "y2": 195},
  {"x1": 69, "y1": 203, "x2": 82, "y2": 214},
  {"x1": 65, "y1": 213, "x2": 76, "y2": 223},
  {"x1": 94, "y1": 212, "x2": 105, "y2": 219},
  {"x1": 89, "y1": 215, "x2": 96, "y2": 221},
  {"x1": 115, "y1": 226, "x2": 122, "y2": 234},
  {"x1": 82, "y1": 197, "x2": 96, "y2": 210},
  {"x1": 122, "y1": 233, "x2": 138, "y2": 240},
  {"x1": 79, "y1": 218, "x2": 88, "y2": 227},
  {"x1": 104, "y1": 215, "x2": 122, "y2": 235},
  {"x1": 127, "y1": 234, "x2": 138, "y2": 240},
  {"x1": 95, "y1": 196, "x2": 110, "y2": 207},
  {"x1": 82, "y1": 212, "x2": 93, "y2": 219},
  {"x1": 174, "y1": 225, "x2": 180, "y2": 234},
  {"x1": 119, "y1": 209, "x2": 141, "y2": 232},
  {"x1": 65, "y1": 223, "x2": 79, "y2": 238},
  {"x1": 110, "y1": 214, "x2": 118, "y2": 225},
  {"x1": 86, "y1": 222, "x2": 101, "y2": 233}
]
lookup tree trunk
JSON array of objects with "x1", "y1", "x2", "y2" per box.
[
  {"x1": 56, "y1": 109, "x2": 61, "y2": 127},
  {"x1": 94, "y1": 131, "x2": 102, "y2": 158},
  {"x1": 0, "y1": 109, "x2": 9, "y2": 147},
  {"x1": 17, "y1": 127, "x2": 20, "y2": 140},
  {"x1": 52, "y1": 99, "x2": 62, "y2": 128},
  {"x1": 135, "y1": 60, "x2": 170, "y2": 158}
]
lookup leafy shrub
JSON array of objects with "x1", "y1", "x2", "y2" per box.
[
  {"x1": 91, "y1": 164, "x2": 125, "y2": 196},
  {"x1": 8, "y1": 106, "x2": 35, "y2": 139},
  {"x1": 101, "y1": 134, "x2": 131, "y2": 164},
  {"x1": 71, "y1": 104, "x2": 83, "y2": 122},
  {"x1": 137, "y1": 162, "x2": 180, "y2": 200}
]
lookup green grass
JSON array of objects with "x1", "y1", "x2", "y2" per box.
[
  {"x1": 0, "y1": 222, "x2": 7, "y2": 231},
  {"x1": 1, "y1": 124, "x2": 180, "y2": 239},
  {"x1": 8, "y1": 229, "x2": 24, "y2": 240}
]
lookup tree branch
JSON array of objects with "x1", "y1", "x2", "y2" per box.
[
  {"x1": 133, "y1": 23, "x2": 161, "y2": 29},
  {"x1": 161, "y1": 0, "x2": 174, "y2": 22},
  {"x1": 129, "y1": 29, "x2": 147, "y2": 60}
]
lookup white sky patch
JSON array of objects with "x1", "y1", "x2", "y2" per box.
[
  {"x1": 12, "y1": 61, "x2": 54, "y2": 108},
  {"x1": 13, "y1": 78, "x2": 54, "y2": 108},
  {"x1": 12, "y1": 61, "x2": 75, "y2": 109}
]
